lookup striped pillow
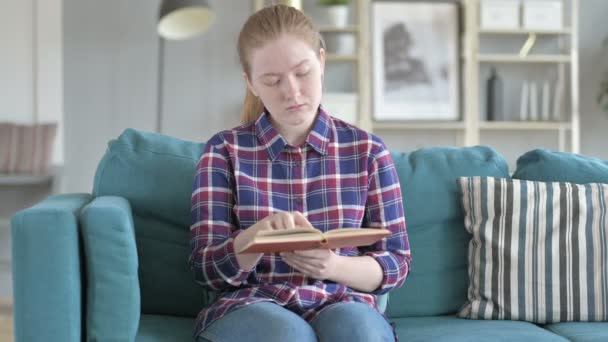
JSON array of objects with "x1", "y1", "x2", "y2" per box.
[
  {"x1": 0, "y1": 122, "x2": 57, "y2": 174},
  {"x1": 457, "y1": 176, "x2": 608, "y2": 323}
]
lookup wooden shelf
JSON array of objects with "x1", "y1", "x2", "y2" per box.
[
  {"x1": 373, "y1": 121, "x2": 465, "y2": 130},
  {"x1": 318, "y1": 25, "x2": 358, "y2": 34},
  {"x1": 479, "y1": 28, "x2": 571, "y2": 35},
  {"x1": 326, "y1": 54, "x2": 358, "y2": 62},
  {"x1": 477, "y1": 54, "x2": 571, "y2": 63},
  {"x1": 479, "y1": 121, "x2": 570, "y2": 130},
  {"x1": 0, "y1": 169, "x2": 57, "y2": 186}
]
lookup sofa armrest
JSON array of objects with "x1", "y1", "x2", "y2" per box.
[
  {"x1": 79, "y1": 196, "x2": 140, "y2": 342},
  {"x1": 11, "y1": 193, "x2": 93, "y2": 342}
]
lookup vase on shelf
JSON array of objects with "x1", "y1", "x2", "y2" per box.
[
  {"x1": 318, "y1": 0, "x2": 350, "y2": 28},
  {"x1": 485, "y1": 67, "x2": 504, "y2": 121},
  {"x1": 317, "y1": 0, "x2": 354, "y2": 55}
]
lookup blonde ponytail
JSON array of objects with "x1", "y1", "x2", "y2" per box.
[{"x1": 241, "y1": 87, "x2": 264, "y2": 124}]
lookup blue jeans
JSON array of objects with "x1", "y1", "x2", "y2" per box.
[{"x1": 197, "y1": 301, "x2": 395, "y2": 342}]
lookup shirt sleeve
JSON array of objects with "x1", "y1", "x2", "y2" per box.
[
  {"x1": 189, "y1": 138, "x2": 253, "y2": 290},
  {"x1": 362, "y1": 144, "x2": 411, "y2": 295}
]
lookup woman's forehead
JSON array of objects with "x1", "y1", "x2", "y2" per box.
[{"x1": 249, "y1": 35, "x2": 317, "y2": 74}]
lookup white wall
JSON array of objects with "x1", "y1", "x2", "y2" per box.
[
  {"x1": 63, "y1": 0, "x2": 247, "y2": 193},
  {"x1": 0, "y1": 0, "x2": 64, "y2": 165}
]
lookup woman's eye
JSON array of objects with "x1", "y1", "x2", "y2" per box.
[
  {"x1": 296, "y1": 71, "x2": 310, "y2": 77},
  {"x1": 265, "y1": 79, "x2": 280, "y2": 86}
]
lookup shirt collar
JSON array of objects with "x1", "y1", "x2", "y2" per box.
[{"x1": 255, "y1": 106, "x2": 332, "y2": 161}]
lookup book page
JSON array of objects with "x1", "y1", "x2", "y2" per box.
[{"x1": 256, "y1": 227, "x2": 322, "y2": 237}]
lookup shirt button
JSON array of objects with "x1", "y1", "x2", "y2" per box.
[{"x1": 295, "y1": 198, "x2": 303, "y2": 204}]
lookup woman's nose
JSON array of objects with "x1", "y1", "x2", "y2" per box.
[{"x1": 281, "y1": 75, "x2": 301, "y2": 100}]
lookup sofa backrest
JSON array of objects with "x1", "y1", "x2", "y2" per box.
[
  {"x1": 386, "y1": 146, "x2": 509, "y2": 318},
  {"x1": 93, "y1": 128, "x2": 207, "y2": 317},
  {"x1": 92, "y1": 129, "x2": 513, "y2": 319}
]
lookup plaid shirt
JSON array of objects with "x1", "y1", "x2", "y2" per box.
[{"x1": 190, "y1": 108, "x2": 410, "y2": 336}]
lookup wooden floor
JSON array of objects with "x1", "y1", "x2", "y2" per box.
[{"x1": 0, "y1": 299, "x2": 13, "y2": 342}]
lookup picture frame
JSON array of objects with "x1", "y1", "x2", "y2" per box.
[{"x1": 372, "y1": 2, "x2": 460, "y2": 121}]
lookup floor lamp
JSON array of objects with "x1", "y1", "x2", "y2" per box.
[{"x1": 156, "y1": 0, "x2": 215, "y2": 133}]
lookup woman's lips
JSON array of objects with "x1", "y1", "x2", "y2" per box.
[{"x1": 287, "y1": 104, "x2": 305, "y2": 111}]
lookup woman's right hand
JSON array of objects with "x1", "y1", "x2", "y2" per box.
[{"x1": 234, "y1": 211, "x2": 313, "y2": 270}]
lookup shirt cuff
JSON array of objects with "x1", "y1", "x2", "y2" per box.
[
  {"x1": 364, "y1": 251, "x2": 407, "y2": 295},
  {"x1": 213, "y1": 234, "x2": 254, "y2": 286}
]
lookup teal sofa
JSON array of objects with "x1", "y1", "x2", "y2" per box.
[{"x1": 11, "y1": 128, "x2": 608, "y2": 341}]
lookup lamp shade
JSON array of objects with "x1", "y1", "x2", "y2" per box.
[{"x1": 158, "y1": 0, "x2": 214, "y2": 40}]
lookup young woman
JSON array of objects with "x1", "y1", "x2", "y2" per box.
[{"x1": 190, "y1": 4, "x2": 410, "y2": 341}]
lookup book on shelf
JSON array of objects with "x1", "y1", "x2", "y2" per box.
[
  {"x1": 520, "y1": 81, "x2": 530, "y2": 121},
  {"x1": 236, "y1": 227, "x2": 391, "y2": 254},
  {"x1": 529, "y1": 82, "x2": 539, "y2": 121}
]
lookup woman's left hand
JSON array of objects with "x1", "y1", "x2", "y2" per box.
[{"x1": 280, "y1": 249, "x2": 339, "y2": 280}]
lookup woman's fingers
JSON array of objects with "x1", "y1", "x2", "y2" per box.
[
  {"x1": 267, "y1": 211, "x2": 311, "y2": 230},
  {"x1": 292, "y1": 211, "x2": 314, "y2": 228}
]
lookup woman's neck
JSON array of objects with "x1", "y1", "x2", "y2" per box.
[
  {"x1": 277, "y1": 125, "x2": 309, "y2": 147},
  {"x1": 269, "y1": 113, "x2": 317, "y2": 147}
]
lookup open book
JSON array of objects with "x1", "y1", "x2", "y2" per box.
[{"x1": 236, "y1": 227, "x2": 391, "y2": 254}]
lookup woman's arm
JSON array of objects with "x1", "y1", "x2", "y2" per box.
[
  {"x1": 190, "y1": 138, "x2": 254, "y2": 290},
  {"x1": 360, "y1": 144, "x2": 411, "y2": 294}
]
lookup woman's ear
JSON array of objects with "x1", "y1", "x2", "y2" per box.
[
  {"x1": 243, "y1": 72, "x2": 258, "y2": 97},
  {"x1": 319, "y1": 48, "x2": 326, "y2": 76}
]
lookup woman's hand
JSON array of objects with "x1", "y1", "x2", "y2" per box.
[
  {"x1": 234, "y1": 211, "x2": 313, "y2": 270},
  {"x1": 283, "y1": 250, "x2": 385, "y2": 292},
  {"x1": 280, "y1": 249, "x2": 339, "y2": 280}
]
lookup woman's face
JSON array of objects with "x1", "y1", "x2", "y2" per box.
[{"x1": 245, "y1": 34, "x2": 325, "y2": 133}]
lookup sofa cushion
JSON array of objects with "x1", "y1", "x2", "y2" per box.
[
  {"x1": 94, "y1": 128, "x2": 205, "y2": 228},
  {"x1": 544, "y1": 322, "x2": 608, "y2": 342},
  {"x1": 514, "y1": 149, "x2": 608, "y2": 184},
  {"x1": 93, "y1": 129, "x2": 208, "y2": 316},
  {"x1": 458, "y1": 176, "x2": 608, "y2": 323},
  {"x1": 80, "y1": 196, "x2": 140, "y2": 341},
  {"x1": 392, "y1": 315, "x2": 568, "y2": 341},
  {"x1": 135, "y1": 315, "x2": 194, "y2": 342},
  {"x1": 386, "y1": 146, "x2": 509, "y2": 318},
  {"x1": 133, "y1": 214, "x2": 207, "y2": 316}
]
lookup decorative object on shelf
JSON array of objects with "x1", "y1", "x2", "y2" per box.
[
  {"x1": 318, "y1": 0, "x2": 350, "y2": 28},
  {"x1": 522, "y1": 0, "x2": 563, "y2": 31},
  {"x1": 156, "y1": 0, "x2": 214, "y2": 133},
  {"x1": 0, "y1": 123, "x2": 57, "y2": 175},
  {"x1": 372, "y1": 2, "x2": 459, "y2": 121},
  {"x1": 519, "y1": 79, "x2": 559, "y2": 122},
  {"x1": 541, "y1": 80, "x2": 551, "y2": 121},
  {"x1": 480, "y1": 0, "x2": 520, "y2": 30},
  {"x1": 317, "y1": 0, "x2": 354, "y2": 55},
  {"x1": 485, "y1": 67, "x2": 504, "y2": 121},
  {"x1": 529, "y1": 81, "x2": 539, "y2": 121},
  {"x1": 519, "y1": 80, "x2": 529, "y2": 121},
  {"x1": 322, "y1": 92, "x2": 358, "y2": 125},
  {"x1": 278, "y1": 0, "x2": 302, "y2": 10},
  {"x1": 552, "y1": 74, "x2": 565, "y2": 121}
]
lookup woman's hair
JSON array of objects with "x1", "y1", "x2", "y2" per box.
[{"x1": 237, "y1": 4, "x2": 324, "y2": 124}]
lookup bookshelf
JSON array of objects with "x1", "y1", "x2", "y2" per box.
[
  {"x1": 463, "y1": 0, "x2": 580, "y2": 153},
  {"x1": 251, "y1": 0, "x2": 580, "y2": 158}
]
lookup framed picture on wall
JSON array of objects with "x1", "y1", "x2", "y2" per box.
[{"x1": 372, "y1": 2, "x2": 460, "y2": 121}]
